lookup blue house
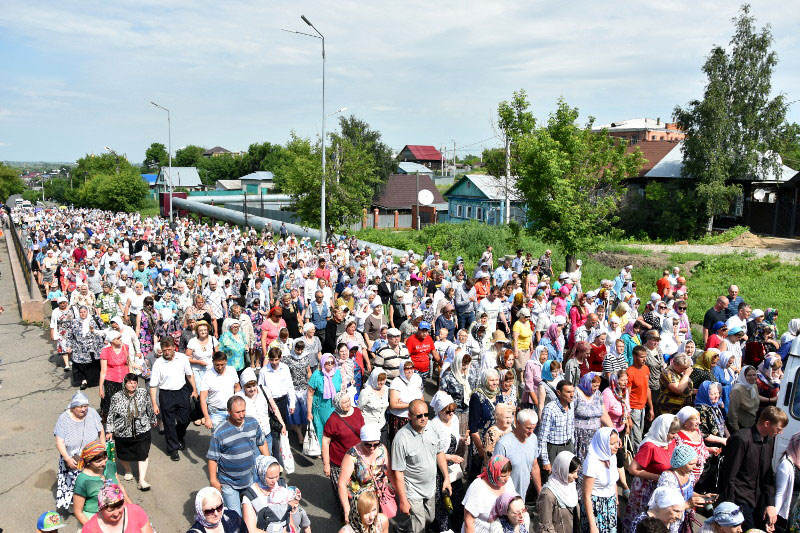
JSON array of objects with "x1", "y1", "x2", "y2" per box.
[{"x1": 443, "y1": 174, "x2": 526, "y2": 226}]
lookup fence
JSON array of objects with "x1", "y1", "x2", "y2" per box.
[{"x1": 8, "y1": 217, "x2": 33, "y2": 294}]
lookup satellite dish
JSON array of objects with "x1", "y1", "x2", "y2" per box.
[
  {"x1": 753, "y1": 189, "x2": 767, "y2": 202},
  {"x1": 418, "y1": 189, "x2": 434, "y2": 206}
]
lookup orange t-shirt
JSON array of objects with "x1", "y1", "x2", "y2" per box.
[
  {"x1": 627, "y1": 364, "x2": 651, "y2": 410},
  {"x1": 656, "y1": 277, "x2": 671, "y2": 298}
]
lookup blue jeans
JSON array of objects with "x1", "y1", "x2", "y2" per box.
[
  {"x1": 220, "y1": 484, "x2": 248, "y2": 516},
  {"x1": 458, "y1": 310, "x2": 475, "y2": 332},
  {"x1": 208, "y1": 407, "x2": 228, "y2": 429}
]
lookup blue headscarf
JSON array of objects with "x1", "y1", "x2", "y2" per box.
[
  {"x1": 542, "y1": 360, "x2": 556, "y2": 382},
  {"x1": 578, "y1": 372, "x2": 598, "y2": 396},
  {"x1": 694, "y1": 381, "x2": 721, "y2": 408}
]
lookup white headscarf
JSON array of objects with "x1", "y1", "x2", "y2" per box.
[
  {"x1": 640, "y1": 414, "x2": 676, "y2": 450},
  {"x1": 735, "y1": 365, "x2": 758, "y2": 400},
  {"x1": 648, "y1": 486, "x2": 685, "y2": 510},
  {"x1": 450, "y1": 347, "x2": 472, "y2": 400},
  {"x1": 780, "y1": 318, "x2": 800, "y2": 345},
  {"x1": 676, "y1": 406, "x2": 699, "y2": 427},
  {"x1": 543, "y1": 451, "x2": 579, "y2": 508}
]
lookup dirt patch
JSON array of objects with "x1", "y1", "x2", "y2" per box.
[
  {"x1": 590, "y1": 251, "x2": 672, "y2": 271},
  {"x1": 728, "y1": 231, "x2": 766, "y2": 248}
]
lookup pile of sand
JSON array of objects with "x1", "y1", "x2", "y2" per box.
[{"x1": 728, "y1": 231, "x2": 766, "y2": 248}]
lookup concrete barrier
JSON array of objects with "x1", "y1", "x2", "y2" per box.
[{"x1": 4, "y1": 229, "x2": 46, "y2": 323}]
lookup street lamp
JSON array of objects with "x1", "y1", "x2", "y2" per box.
[
  {"x1": 103, "y1": 146, "x2": 120, "y2": 174},
  {"x1": 282, "y1": 15, "x2": 326, "y2": 243},
  {"x1": 150, "y1": 101, "x2": 173, "y2": 224}
]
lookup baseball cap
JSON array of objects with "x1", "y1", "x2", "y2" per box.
[
  {"x1": 418, "y1": 321, "x2": 431, "y2": 330},
  {"x1": 37, "y1": 511, "x2": 66, "y2": 531}
]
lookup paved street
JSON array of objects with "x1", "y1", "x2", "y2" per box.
[{"x1": 0, "y1": 237, "x2": 340, "y2": 532}]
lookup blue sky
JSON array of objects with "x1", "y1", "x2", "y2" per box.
[{"x1": 1, "y1": 1, "x2": 799, "y2": 163}]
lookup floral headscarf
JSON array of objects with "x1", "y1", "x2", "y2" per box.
[
  {"x1": 757, "y1": 355, "x2": 781, "y2": 388},
  {"x1": 578, "y1": 372, "x2": 597, "y2": 396},
  {"x1": 480, "y1": 455, "x2": 510, "y2": 489},
  {"x1": 194, "y1": 486, "x2": 224, "y2": 528},
  {"x1": 97, "y1": 481, "x2": 124, "y2": 510}
]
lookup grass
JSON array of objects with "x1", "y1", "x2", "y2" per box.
[
  {"x1": 356, "y1": 223, "x2": 800, "y2": 332},
  {"x1": 138, "y1": 198, "x2": 160, "y2": 218}
]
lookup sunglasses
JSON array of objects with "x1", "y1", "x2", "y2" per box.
[
  {"x1": 363, "y1": 441, "x2": 381, "y2": 449},
  {"x1": 203, "y1": 503, "x2": 224, "y2": 516},
  {"x1": 413, "y1": 412, "x2": 429, "y2": 420},
  {"x1": 444, "y1": 408, "x2": 456, "y2": 415},
  {"x1": 677, "y1": 307, "x2": 687, "y2": 310}
]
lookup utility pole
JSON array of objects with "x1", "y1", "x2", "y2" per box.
[
  {"x1": 452, "y1": 140, "x2": 456, "y2": 176},
  {"x1": 415, "y1": 172, "x2": 420, "y2": 229}
]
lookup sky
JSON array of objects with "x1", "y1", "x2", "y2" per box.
[{"x1": 1, "y1": 1, "x2": 799, "y2": 163}]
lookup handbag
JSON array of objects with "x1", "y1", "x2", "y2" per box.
[
  {"x1": 622, "y1": 433, "x2": 634, "y2": 469},
  {"x1": 280, "y1": 432, "x2": 295, "y2": 474},
  {"x1": 303, "y1": 424, "x2": 321, "y2": 457},
  {"x1": 354, "y1": 445, "x2": 397, "y2": 518}
]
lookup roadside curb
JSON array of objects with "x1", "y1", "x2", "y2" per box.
[{"x1": 4, "y1": 228, "x2": 47, "y2": 322}]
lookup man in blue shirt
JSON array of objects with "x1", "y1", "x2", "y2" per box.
[
  {"x1": 493, "y1": 409, "x2": 542, "y2": 501},
  {"x1": 207, "y1": 395, "x2": 269, "y2": 515}
]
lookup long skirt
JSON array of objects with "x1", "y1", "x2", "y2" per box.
[
  {"x1": 622, "y1": 477, "x2": 656, "y2": 530},
  {"x1": 288, "y1": 390, "x2": 308, "y2": 426},
  {"x1": 55, "y1": 457, "x2": 80, "y2": 511},
  {"x1": 100, "y1": 380, "x2": 123, "y2": 421},
  {"x1": 434, "y1": 471, "x2": 465, "y2": 532},
  {"x1": 581, "y1": 494, "x2": 617, "y2": 533},
  {"x1": 329, "y1": 464, "x2": 343, "y2": 519},
  {"x1": 71, "y1": 360, "x2": 100, "y2": 387},
  {"x1": 115, "y1": 432, "x2": 151, "y2": 462}
]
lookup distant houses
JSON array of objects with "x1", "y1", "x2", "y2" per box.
[
  {"x1": 397, "y1": 145, "x2": 443, "y2": 171},
  {"x1": 443, "y1": 174, "x2": 526, "y2": 226},
  {"x1": 155, "y1": 167, "x2": 203, "y2": 191}
]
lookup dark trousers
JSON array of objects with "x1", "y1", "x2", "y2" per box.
[
  {"x1": 739, "y1": 502, "x2": 768, "y2": 532},
  {"x1": 159, "y1": 387, "x2": 191, "y2": 453},
  {"x1": 270, "y1": 395, "x2": 290, "y2": 464},
  {"x1": 458, "y1": 311, "x2": 475, "y2": 332}
]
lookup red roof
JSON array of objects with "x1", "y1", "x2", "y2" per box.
[
  {"x1": 373, "y1": 174, "x2": 446, "y2": 210},
  {"x1": 403, "y1": 145, "x2": 442, "y2": 161},
  {"x1": 626, "y1": 140, "x2": 678, "y2": 177}
]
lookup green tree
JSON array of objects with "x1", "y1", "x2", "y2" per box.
[
  {"x1": 197, "y1": 154, "x2": 244, "y2": 186},
  {"x1": 240, "y1": 142, "x2": 290, "y2": 176},
  {"x1": 174, "y1": 145, "x2": 206, "y2": 167},
  {"x1": 774, "y1": 122, "x2": 800, "y2": 170},
  {"x1": 674, "y1": 4, "x2": 787, "y2": 232},
  {"x1": 82, "y1": 170, "x2": 149, "y2": 212},
  {"x1": 482, "y1": 147, "x2": 505, "y2": 177},
  {"x1": 278, "y1": 133, "x2": 379, "y2": 235},
  {"x1": 0, "y1": 163, "x2": 26, "y2": 201},
  {"x1": 72, "y1": 153, "x2": 135, "y2": 182},
  {"x1": 515, "y1": 97, "x2": 644, "y2": 267},
  {"x1": 142, "y1": 142, "x2": 168, "y2": 172},
  {"x1": 337, "y1": 115, "x2": 395, "y2": 181}
]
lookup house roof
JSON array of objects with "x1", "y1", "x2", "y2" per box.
[
  {"x1": 444, "y1": 174, "x2": 522, "y2": 201},
  {"x1": 397, "y1": 162, "x2": 434, "y2": 174},
  {"x1": 203, "y1": 146, "x2": 231, "y2": 156},
  {"x1": 626, "y1": 141, "x2": 679, "y2": 177},
  {"x1": 157, "y1": 167, "x2": 202, "y2": 187},
  {"x1": 373, "y1": 174, "x2": 445, "y2": 210},
  {"x1": 402, "y1": 145, "x2": 442, "y2": 161},
  {"x1": 141, "y1": 174, "x2": 158, "y2": 185},
  {"x1": 216, "y1": 179, "x2": 242, "y2": 190},
  {"x1": 593, "y1": 118, "x2": 681, "y2": 132},
  {"x1": 239, "y1": 171, "x2": 275, "y2": 181}
]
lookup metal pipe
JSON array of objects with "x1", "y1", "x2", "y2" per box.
[{"x1": 186, "y1": 194, "x2": 293, "y2": 204}]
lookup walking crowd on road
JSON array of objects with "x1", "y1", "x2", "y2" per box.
[{"x1": 11, "y1": 204, "x2": 800, "y2": 533}]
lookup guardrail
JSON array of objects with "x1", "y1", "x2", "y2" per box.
[{"x1": 8, "y1": 216, "x2": 33, "y2": 294}]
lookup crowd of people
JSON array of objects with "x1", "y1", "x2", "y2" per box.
[{"x1": 12, "y1": 204, "x2": 799, "y2": 533}]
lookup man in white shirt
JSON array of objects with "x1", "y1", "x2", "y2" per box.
[
  {"x1": 726, "y1": 302, "x2": 751, "y2": 342},
  {"x1": 476, "y1": 286, "x2": 506, "y2": 336},
  {"x1": 148, "y1": 337, "x2": 198, "y2": 461},
  {"x1": 199, "y1": 352, "x2": 241, "y2": 429},
  {"x1": 257, "y1": 350, "x2": 295, "y2": 460}
]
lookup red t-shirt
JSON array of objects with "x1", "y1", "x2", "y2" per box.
[
  {"x1": 314, "y1": 268, "x2": 330, "y2": 281},
  {"x1": 406, "y1": 335, "x2": 435, "y2": 373},
  {"x1": 635, "y1": 440, "x2": 676, "y2": 474},
  {"x1": 627, "y1": 364, "x2": 651, "y2": 409},
  {"x1": 588, "y1": 344, "x2": 606, "y2": 372},
  {"x1": 656, "y1": 277, "x2": 671, "y2": 298},
  {"x1": 323, "y1": 408, "x2": 365, "y2": 466},
  {"x1": 100, "y1": 344, "x2": 129, "y2": 383}
]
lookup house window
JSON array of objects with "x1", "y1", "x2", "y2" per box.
[
  {"x1": 466, "y1": 206, "x2": 473, "y2": 218},
  {"x1": 477, "y1": 207, "x2": 483, "y2": 220},
  {"x1": 734, "y1": 195, "x2": 744, "y2": 217},
  {"x1": 456, "y1": 204, "x2": 463, "y2": 218}
]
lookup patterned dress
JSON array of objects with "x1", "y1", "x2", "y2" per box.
[
  {"x1": 284, "y1": 353, "x2": 310, "y2": 425},
  {"x1": 656, "y1": 469, "x2": 695, "y2": 533},
  {"x1": 574, "y1": 391, "x2": 604, "y2": 474},
  {"x1": 138, "y1": 311, "x2": 156, "y2": 356},
  {"x1": 248, "y1": 308, "x2": 265, "y2": 362}
]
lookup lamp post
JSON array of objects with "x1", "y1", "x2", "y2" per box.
[
  {"x1": 150, "y1": 101, "x2": 173, "y2": 224},
  {"x1": 283, "y1": 15, "x2": 326, "y2": 243},
  {"x1": 103, "y1": 146, "x2": 120, "y2": 174}
]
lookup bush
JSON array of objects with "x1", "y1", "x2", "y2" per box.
[{"x1": 618, "y1": 181, "x2": 701, "y2": 241}]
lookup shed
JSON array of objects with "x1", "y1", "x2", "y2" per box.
[
  {"x1": 155, "y1": 167, "x2": 203, "y2": 190},
  {"x1": 240, "y1": 171, "x2": 275, "y2": 193}
]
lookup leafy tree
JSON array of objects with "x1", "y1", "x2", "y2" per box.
[
  {"x1": 174, "y1": 145, "x2": 206, "y2": 167},
  {"x1": 0, "y1": 163, "x2": 26, "y2": 201},
  {"x1": 22, "y1": 189, "x2": 42, "y2": 202},
  {"x1": 240, "y1": 142, "x2": 291, "y2": 178},
  {"x1": 482, "y1": 147, "x2": 505, "y2": 177},
  {"x1": 82, "y1": 170, "x2": 149, "y2": 212},
  {"x1": 337, "y1": 115, "x2": 394, "y2": 181},
  {"x1": 674, "y1": 4, "x2": 787, "y2": 231},
  {"x1": 514, "y1": 97, "x2": 644, "y2": 267},
  {"x1": 72, "y1": 153, "x2": 135, "y2": 182},
  {"x1": 618, "y1": 182, "x2": 699, "y2": 240},
  {"x1": 197, "y1": 154, "x2": 244, "y2": 186},
  {"x1": 774, "y1": 122, "x2": 800, "y2": 170},
  {"x1": 142, "y1": 142, "x2": 168, "y2": 172},
  {"x1": 278, "y1": 133, "x2": 379, "y2": 235}
]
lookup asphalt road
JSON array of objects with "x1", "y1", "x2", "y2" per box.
[{"x1": 0, "y1": 236, "x2": 340, "y2": 532}]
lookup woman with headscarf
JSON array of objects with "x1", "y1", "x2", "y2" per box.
[
  {"x1": 98, "y1": 330, "x2": 131, "y2": 423},
  {"x1": 72, "y1": 440, "x2": 129, "y2": 527},
  {"x1": 654, "y1": 444, "x2": 714, "y2": 533},
  {"x1": 690, "y1": 348, "x2": 719, "y2": 390},
  {"x1": 82, "y1": 482, "x2": 152, "y2": 533},
  {"x1": 540, "y1": 322, "x2": 565, "y2": 362},
  {"x1": 358, "y1": 369, "x2": 389, "y2": 444},
  {"x1": 777, "y1": 318, "x2": 800, "y2": 360},
  {"x1": 387, "y1": 360, "x2": 423, "y2": 443},
  {"x1": 428, "y1": 391, "x2": 469, "y2": 532},
  {"x1": 602, "y1": 369, "x2": 632, "y2": 496},
  {"x1": 537, "y1": 360, "x2": 563, "y2": 420},
  {"x1": 489, "y1": 493, "x2": 530, "y2": 533},
  {"x1": 674, "y1": 406, "x2": 718, "y2": 486},
  {"x1": 283, "y1": 337, "x2": 312, "y2": 442},
  {"x1": 694, "y1": 382, "x2": 728, "y2": 450},
  {"x1": 463, "y1": 456, "x2": 517, "y2": 533},
  {"x1": 135, "y1": 296, "x2": 158, "y2": 357},
  {"x1": 189, "y1": 486, "x2": 247, "y2": 532},
  {"x1": 627, "y1": 486, "x2": 687, "y2": 532},
  {"x1": 468, "y1": 368, "x2": 500, "y2": 479},
  {"x1": 242, "y1": 455, "x2": 298, "y2": 533},
  {"x1": 538, "y1": 451, "x2": 581, "y2": 533},
  {"x1": 107, "y1": 373, "x2": 156, "y2": 491},
  {"x1": 323, "y1": 391, "x2": 365, "y2": 515},
  {"x1": 728, "y1": 364, "x2": 759, "y2": 432},
  {"x1": 307, "y1": 353, "x2": 343, "y2": 442},
  {"x1": 745, "y1": 322, "x2": 779, "y2": 368},
  {"x1": 712, "y1": 351, "x2": 736, "y2": 414},
  {"x1": 261, "y1": 306, "x2": 287, "y2": 357},
  {"x1": 337, "y1": 423, "x2": 395, "y2": 523},
  {"x1": 441, "y1": 347, "x2": 477, "y2": 422},
  {"x1": 53, "y1": 392, "x2": 105, "y2": 511},
  {"x1": 574, "y1": 373, "x2": 613, "y2": 481},
  {"x1": 581, "y1": 427, "x2": 620, "y2": 533},
  {"x1": 756, "y1": 354, "x2": 783, "y2": 408},
  {"x1": 338, "y1": 489, "x2": 389, "y2": 533},
  {"x1": 219, "y1": 320, "x2": 247, "y2": 373},
  {"x1": 621, "y1": 320, "x2": 642, "y2": 366},
  {"x1": 65, "y1": 305, "x2": 104, "y2": 390},
  {"x1": 774, "y1": 432, "x2": 800, "y2": 533}
]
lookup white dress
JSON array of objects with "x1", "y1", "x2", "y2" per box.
[{"x1": 461, "y1": 479, "x2": 517, "y2": 533}]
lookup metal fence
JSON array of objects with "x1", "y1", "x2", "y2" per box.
[{"x1": 8, "y1": 216, "x2": 33, "y2": 294}]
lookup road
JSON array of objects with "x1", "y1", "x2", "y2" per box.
[{"x1": 0, "y1": 236, "x2": 340, "y2": 532}]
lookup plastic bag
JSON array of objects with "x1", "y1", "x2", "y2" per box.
[
  {"x1": 280, "y1": 432, "x2": 295, "y2": 474},
  {"x1": 303, "y1": 424, "x2": 321, "y2": 457}
]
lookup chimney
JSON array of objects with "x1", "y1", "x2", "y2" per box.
[{"x1": 657, "y1": 117, "x2": 661, "y2": 125}]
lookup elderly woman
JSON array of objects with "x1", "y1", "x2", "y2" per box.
[
  {"x1": 694, "y1": 382, "x2": 729, "y2": 493},
  {"x1": 463, "y1": 456, "x2": 517, "y2": 533},
  {"x1": 99, "y1": 330, "x2": 131, "y2": 422},
  {"x1": 242, "y1": 456, "x2": 298, "y2": 533},
  {"x1": 441, "y1": 347, "x2": 478, "y2": 420},
  {"x1": 483, "y1": 403, "x2": 514, "y2": 467},
  {"x1": 337, "y1": 423, "x2": 395, "y2": 522},
  {"x1": 323, "y1": 391, "x2": 365, "y2": 513},
  {"x1": 135, "y1": 296, "x2": 159, "y2": 357},
  {"x1": 581, "y1": 427, "x2": 620, "y2": 533},
  {"x1": 82, "y1": 483, "x2": 152, "y2": 533},
  {"x1": 429, "y1": 391, "x2": 469, "y2": 532},
  {"x1": 512, "y1": 308, "x2": 533, "y2": 374},
  {"x1": 66, "y1": 305, "x2": 104, "y2": 390},
  {"x1": 712, "y1": 352, "x2": 736, "y2": 414},
  {"x1": 628, "y1": 486, "x2": 687, "y2": 532},
  {"x1": 655, "y1": 444, "x2": 714, "y2": 533},
  {"x1": 538, "y1": 451, "x2": 581, "y2": 533},
  {"x1": 54, "y1": 392, "x2": 105, "y2": 511},
  {"x1": 51, "y1": 296, "x2": 74, "y2": 373},
  {"x1": 468, "y1": 369, "x2": 500, "y2": 478},
  {"x1": 358, "y1": 370, "x2": 389, "y2": 444},
  {"x1": 307, "y1": 353, "x2": 343, "y2": 442},
  {"x1": 387, "y1": 360, "x2": 424, "y2": 443},
  {"x1": 219, "y1": 320, "x2": 247, "y2": 372},
  {"x1": 756, "y1": 355, "x2": 782, "y2": 408},
  {"x1": 690, "y1": 349, "x2": 719, "y2": 390},
  {"x1": 189, "y1": 486, "x2": 247, "y2": 532},
  {"x1": 658, "y1": 352, "x2": 693, "y2": 415},
  {"x1": 300, "y1": 322, "x2": 323, "y2": 369},
  {"x1": 674, "y1": 406, "x2": 719, "y2": 487},
  {"x1": 574, "y1": 373, "x2": 613, "y2": 479},
  {"x1": 285, "y1": 338, "x2": 313, "y2": 442},
  {"x1": 728, "y1": 365, "x2": 759, "y2": 432},
  {"x1": 107, "y1": 373, "x2": 157, "y2": 491},
  {"x1": 698, "y1": 502, "x2": 746, "y2": 533}
]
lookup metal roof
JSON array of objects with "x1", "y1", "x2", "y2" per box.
[
  {"x1": 240, "y1": 171, "x2": 275, "y2": 182},
  {"x1": 402, "y1": 145, "x2": 442, "y2": 161},
  {"x1": 157, "y1": 167, "x2": 202, "y2": 187},
  {"x1": 397, "y1": 162, "x2": 434, "y2": 174},
  {"x1": 445, "y1": 174, "x2": 522, "y2": 201}
]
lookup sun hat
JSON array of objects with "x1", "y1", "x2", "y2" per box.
[{"x1": 705, "y1": 502, "x2": 745, "y2": 527}]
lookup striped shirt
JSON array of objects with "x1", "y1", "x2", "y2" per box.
[
  {"x1": 206, "y1": 417, "x2": 265, "y2": 489},
  {"x1": 540, "y1": 399, "x2": 574, "y2": 465},
  {"x1": 602, "y1": 350, "x2": 628, "y2": 376}
]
